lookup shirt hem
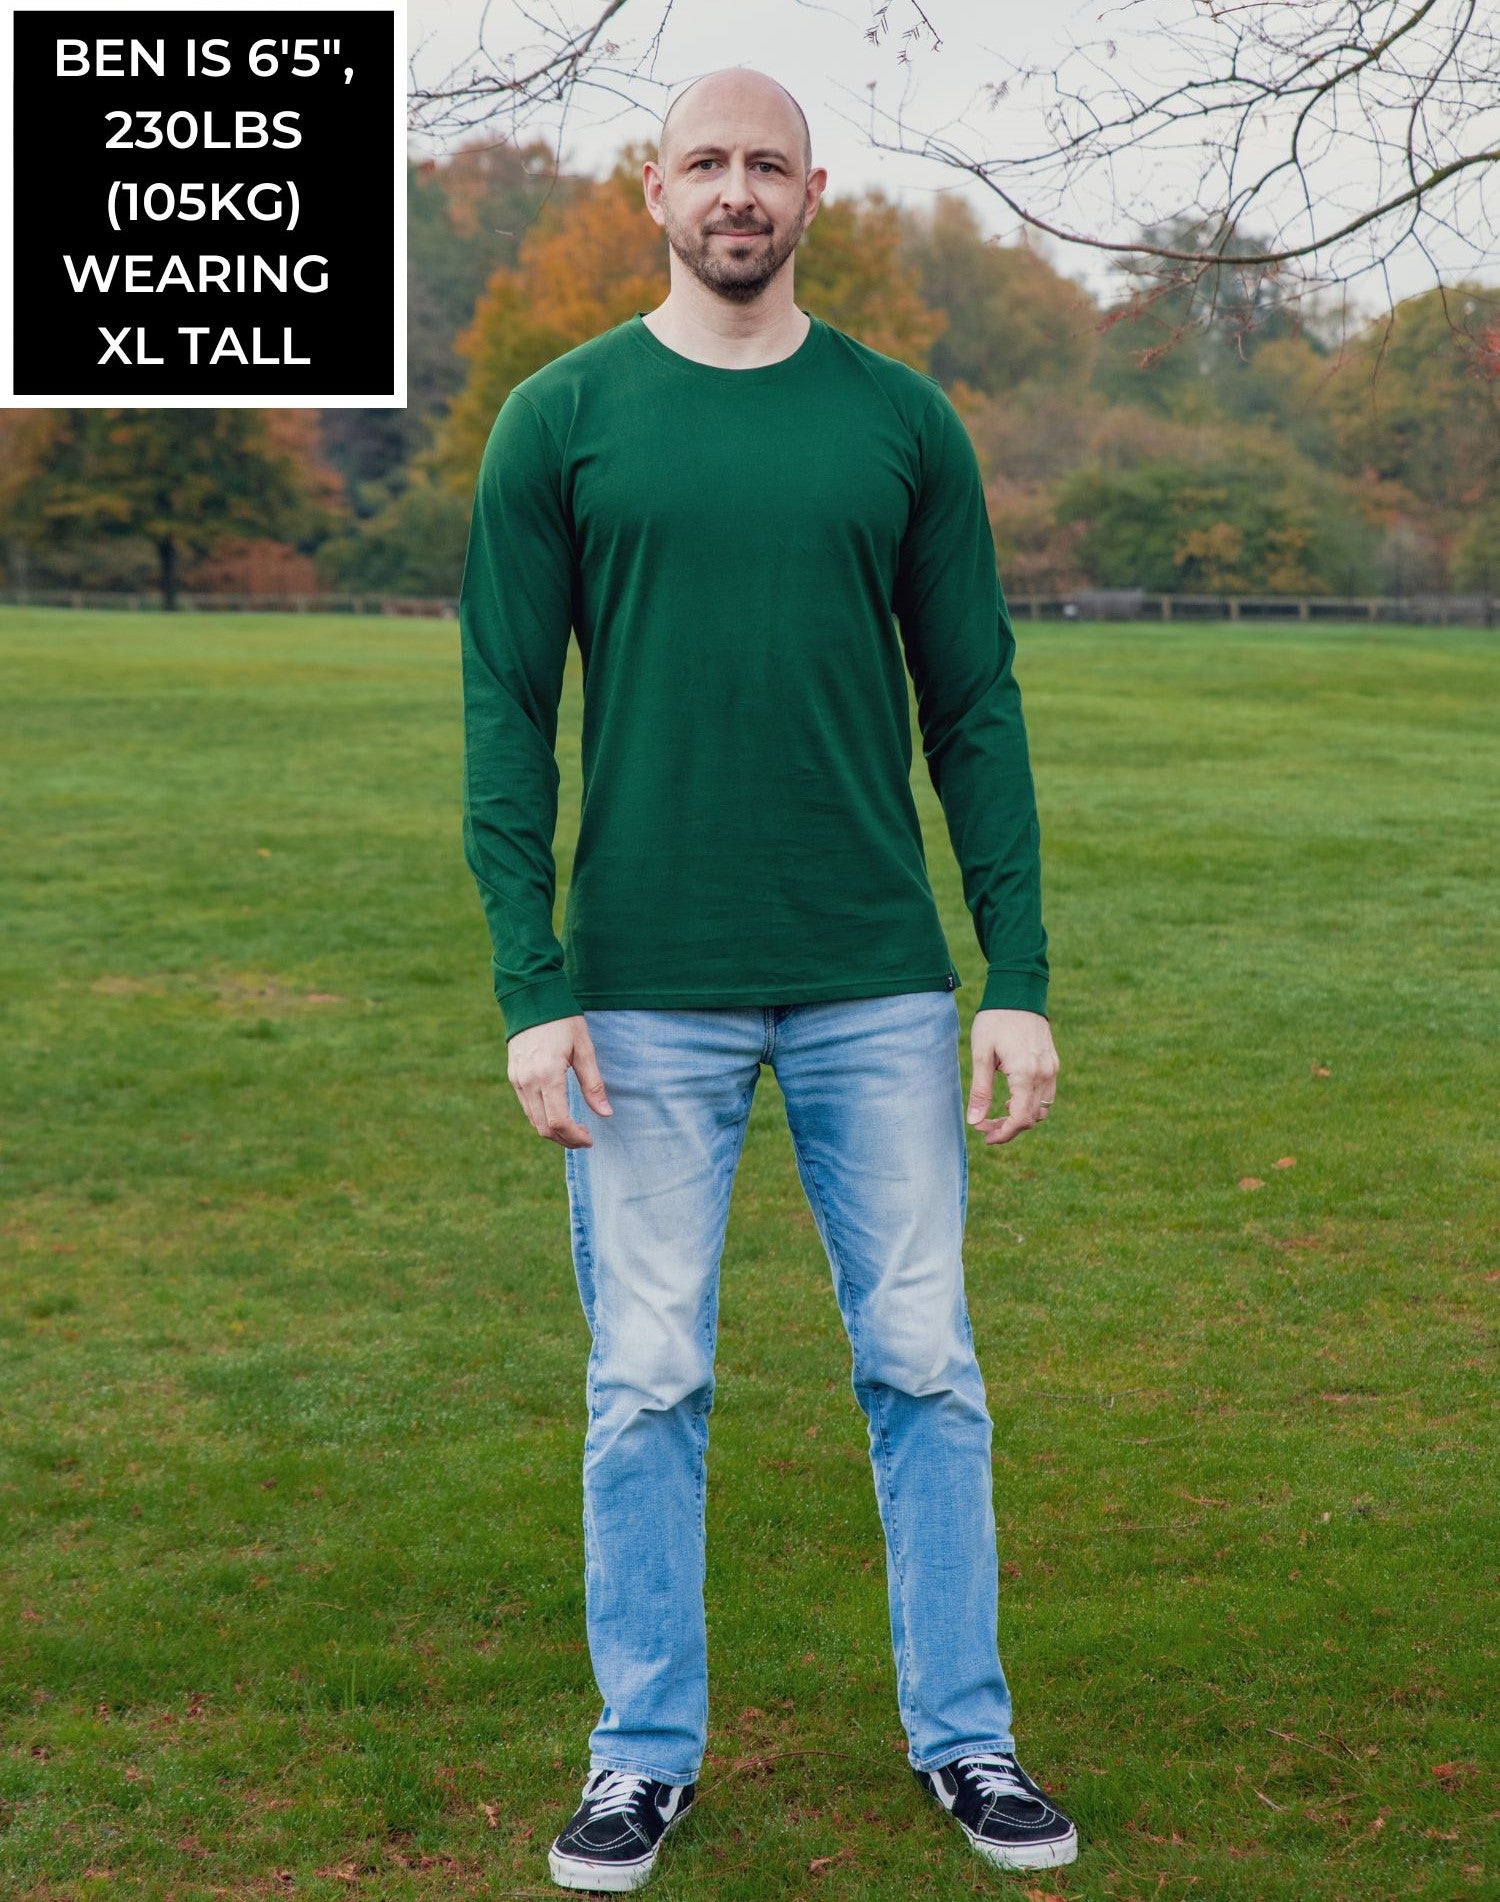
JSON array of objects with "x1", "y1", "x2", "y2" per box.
[{"x1": 566, "y1": 969, "x2": 961, "y2": 1010}]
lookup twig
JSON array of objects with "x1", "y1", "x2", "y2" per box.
[{"x1": 1268, "y1": 1727, "x2": 1343, "y2": 1764}]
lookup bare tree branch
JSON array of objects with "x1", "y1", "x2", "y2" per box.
[
  {"x1": 408, "y1": 0, "x2": 666, "y2": 141},
  {"x1": 846, "y1": 0, "x2": 1499, "y2": 317}
]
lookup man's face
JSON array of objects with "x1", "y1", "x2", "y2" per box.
[{"x1": 651, "y1": 125, "x2": 817, "y2": 303}]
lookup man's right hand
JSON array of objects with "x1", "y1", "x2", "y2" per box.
[{"x1": 507, "y1": 1014, "x2": 613, "y2": 1148}]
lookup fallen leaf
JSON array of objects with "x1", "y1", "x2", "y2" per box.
[
  {"x1": 1311, "y1": 1064, "x2": 1331, "y2": 1077},
  {"x1": 480, "y1": 1802, "x2": 500, "y2": 1829},
  {"x1": 1239, "y1": 1177, "x2": 1265, "y2": 1191},
  {"x1": 1431, "y1": 1760, "x2": 1477, "y2": 1788},
  {"x1": 1275, "y1": 1156, "x2": 1296, "y2": 1169},
  {"x1": 1126, "y1": 1821, "x2": 1189, "y2": 1846}
]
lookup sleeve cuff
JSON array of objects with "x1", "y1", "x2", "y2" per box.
[
  {"x1": 978, "y1": 969, "x2": 1049, "y2": 1018},
  {"x1": 497, "y1": 968, "x2": 582, "y2": 1040}
]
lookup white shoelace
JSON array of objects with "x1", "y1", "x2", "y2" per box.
[
  {"x1": 586, "y1": 1770, "x2": 653, "y2": 1819},
  {"x1": 963, "y1": 1755, "x2": 1037, "y2": 1804}
]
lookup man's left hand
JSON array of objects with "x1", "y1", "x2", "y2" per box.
[{"x1": 966, "y1": 1008, "x2": 1059, "y2": 1146}]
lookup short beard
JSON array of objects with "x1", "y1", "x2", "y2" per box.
[{"x1": 660, "y1": 199, "x2": 808, "y2": 304}]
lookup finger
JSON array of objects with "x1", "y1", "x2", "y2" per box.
[
  {"x1": 572, "y1": 1039, "x2": 612, "y2": 1115},
  {"x1": 966, "y1": 1044, "x2": 998, "y2": 1125},
  {"x1": 986, "y1": 1067, "x2": 1045, "y2": 1144},
  {"x1": 538, "y1": 1071, "x2": 592, "y2": 1149},
  {"x1": 514, "y1": 1079, "x2": 550, "y2": 1142}
]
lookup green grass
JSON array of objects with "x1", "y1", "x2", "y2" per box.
[{"x1": 0, "y1": 606, "x2": 1494, "y2": 1901}]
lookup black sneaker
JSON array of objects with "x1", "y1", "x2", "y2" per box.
[
  {"x1": 547, "y1": 1767, "x2": 696, "y2": 1892},
  {"x1": 914, "y1": 1751, "x2": 1078, "y2": 1870}
]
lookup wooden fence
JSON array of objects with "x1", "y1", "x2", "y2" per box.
[
  {"x1": 1007, "y1": 589, "x2": 1495, "y2": 626},
  {"x1": 0, "y1": 587, "x2": 1494, "y2": 627}
]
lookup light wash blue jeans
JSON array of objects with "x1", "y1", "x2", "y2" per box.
[{"x1": 561, "y1": 990, "x2": 1016, "y2": 1783}]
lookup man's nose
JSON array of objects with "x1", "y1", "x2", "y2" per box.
[{"x1": 719, "y1": 160, "x2": 758, "y2": 209}]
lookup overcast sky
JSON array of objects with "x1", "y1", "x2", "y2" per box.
[{"x1": 407, "y1": 0, "x2": 1498, "y2": 319}]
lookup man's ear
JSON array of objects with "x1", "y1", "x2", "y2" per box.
[{"x1": 641, "y1": 161, "x2": 667, "y2": 229}]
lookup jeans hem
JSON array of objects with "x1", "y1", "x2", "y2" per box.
[
  {"x1": 909, "y1": 1737, "x2": 1017, "y2": 1773},
  {"x1": 589, "y1": 1752, "x2": 700, "y2": 1786}
]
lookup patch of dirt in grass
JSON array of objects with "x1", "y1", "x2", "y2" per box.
[{"x1": 87, "y1": 970, "x2": 351, "y2": 1013}]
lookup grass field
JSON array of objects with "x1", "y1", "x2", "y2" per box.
[{"x1": 0, "y1": 605, "x2": 1494, "y2": 1901}]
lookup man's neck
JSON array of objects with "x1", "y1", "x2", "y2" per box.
[{"x1": 640, "y1": 294, "x2": 810, "y2": 370}]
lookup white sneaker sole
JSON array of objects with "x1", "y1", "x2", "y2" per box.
[
  {"x1": 547, "y1": 1805, "x2": 690, "y2": 1891},
  {"x1": 961, "y1": 1818, "x2": 1079, "y2": 1869}
]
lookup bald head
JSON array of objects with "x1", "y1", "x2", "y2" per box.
[{"x1": 658, "y1": 66, "x2": 812, "y2": 178}]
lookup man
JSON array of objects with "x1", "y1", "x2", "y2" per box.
[{"x1": 458, "y1": 64, "x2": 1077, "y2": 1892}]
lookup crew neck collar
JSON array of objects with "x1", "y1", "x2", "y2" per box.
[{"x1": 627, "y1": 309, "x2": 826, "y2": 381}]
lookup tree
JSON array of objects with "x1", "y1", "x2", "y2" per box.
[
  {"x1": 897, "y1": 196, "x2": 1096, "y2": 398},
  {"x1": 316, "y1": 475, "x2": 472, "y2": 596},
  {"x1": 0, "y1": 409, "x2": 65, "y2": 591},
  {"x1": 789, "y1": 188, "x2": 942, "y2": 363},
  {"x1": 40, "y1": 411, "x2": 334, "y2": 610},
  {"x1": 1054, "y1": 436, "x2": 1378, "y2": 594},
  {"x1": 1319, "y1": 284, "x2": 1500, "y2": 521}
]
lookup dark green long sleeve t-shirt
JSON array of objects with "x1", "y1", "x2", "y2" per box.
[{"x1": 459, "y1": 308, "x2": 1049, "y2": 1040}]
